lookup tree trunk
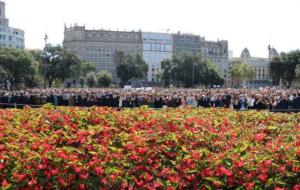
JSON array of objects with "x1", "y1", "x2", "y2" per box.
[{"x1": 48, "y1": 80, "x2": 53, "y2": 88}]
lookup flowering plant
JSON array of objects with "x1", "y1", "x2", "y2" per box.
[{"x1": 0, "y1": 106, "x2": 299, "y2": 189}]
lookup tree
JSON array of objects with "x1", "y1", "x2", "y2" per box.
[
  {"x1": 43, "y1": 45, "x2": 82, "y2": 87},
  {"x1": 270, "y1": 56, "x2": 283, "y2": 86},
  {"x1": 86, "y1": 72, "x2": 97, "y2": 87},
  {"x1": 80, "y1": 61, "x2": 95, "y2": 78},
  {"x1": 202, "y1": 61, "x2": 225, "y2": 88},
  {"x1": 160, "y1": 53, "x2": 224, "y2": 88},
  {"x1": 97, "y1": 71, "x2": 112, "y2": 87},
  {"x1": 270, "y1": 50, "x2": 300, "y2": 88},
  {"x1": 161, "y1": 59, "x2": 173, "y2": 87},
  {"x1": 230, "y1": 61, "x2": 255, "y2": 88},
  {"x1": 283, "y1": 51, "x2": 300, "y2": 88},
  {"x1": 295, "y1": 64, "x2": 300, "y2": 80},
  {"x1": 0, "y1": 48, "x2": 38, "y2": 89},
  {"x1": 113, "y1": 51, "x2": 148, "y2": 87}
]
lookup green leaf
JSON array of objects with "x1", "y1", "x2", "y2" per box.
[
  {"x1": 222, "y1": 158, "x2": 233, "y2": 168},
  {"x1": 265, "y1": 178, "x2": 274, "y2": 188}
]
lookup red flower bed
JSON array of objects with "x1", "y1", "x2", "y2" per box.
[{"x1": 0, "y1": 106, "x2": 299, "y2": 189}]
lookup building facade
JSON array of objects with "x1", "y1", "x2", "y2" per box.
[
  {"x1": 64, "y1": 25, "x2": 229, "y2": 86},
  {"x1": 200, "y1": 40, "x2": 229, "y2": 79},
  {"x1": 0, "y1": 1, "x2": 25, "y2": 49},
  {"x1": 63, "y1": 25, "x2": 143, "y2": 74},
  {"x1": 229, "y1": 48, "x2": 275, "y2": 88},
  {"x1": 142, "y1": 32, "x2": 173, "y2": 82},
  {"x1": 173, "y1": 33, "x2": 203, "y2": 54}
]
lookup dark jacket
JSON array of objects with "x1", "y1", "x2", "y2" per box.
[{"x1": 292, "y1": 96, "x2": 300, "y2": 109}]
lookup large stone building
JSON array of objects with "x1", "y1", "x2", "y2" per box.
[
  {"x1": 63, "y1": 25, "x2": 143, "y2": 73},
  {"x1": 200, "y1": 39, "x2": 229, "y2": 79},
  {"x1": 0, "y1": 1, "x2": 25, "y2": 49},
  {"x1": 63, "y1": 26, "x2": 229, "y2": 85},
  {"x1": 229, "y1": 48, "x2": 278, "y2": 88},
  {"x1": 142, "y1": 32, "x2": 173, "y2": 82}
]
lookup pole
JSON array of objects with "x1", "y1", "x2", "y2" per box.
[
  {"x1": 43, "y1": 33, "x2": 48, "y2": 89},
  {"x1": 192, "y1": 61, "x2": 194, "y2": 88}
]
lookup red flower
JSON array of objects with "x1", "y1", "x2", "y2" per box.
[
  {"x1": 57, "y1": 151, "x2": 68, "y2": 159},
  {"x1": 51, "y1": 169, "x2": 59, "y2": 175},
  {"x1": 134, "y1": 179, "x2": 144, "y2": 187},
  {"x1": 94, "y1": 166, "x2": 104, "y2": 175},
  {"x1": 234, "y1": 161, "x2": 244, "y2": 168},
  {"x1": 258, "y1": 173, "x2": 268, "y2": 182},
  {"x1": 38, "y1": 164, "x2": 47, "y2": 170},
  {"x1": 137, "y1": 147, "x2": 147, "y2": 155},
  {"x1": 31, "y1": 144, "x2": 38, "y2": 150},
  {"x1": 80, "y1": 183, "x2": 86, "y2": 190},
  {"x1": 255, "y1": 133, "x2": 266, "y2": 142},
  {"x1": 274, "y1": 187, "x2": 287, "y2": 190},
  {"x1": 220, "y1": 166, "x2": 233, "y2": 177},
  {"x1": 168, "y1": 174, "x2": 181, "y2": 183},
  {"x1": 79, "y1": 173, "x2": 89, "y2": 180},
  {"x1": 293, "y1": 184, "x2": 300, "y2": 190},
  {"x1": 28, "y1": 178, "x2": 37, "y2": 186},
  {"x1": 0, "y1": 144, "x2": 5, "y2": 151},
  {"x1": 2, "y1": 180, "x2": 10, "y2": 188},
  {"x1": 0, "y1": 163, "x2": 4, "y2": 170}
]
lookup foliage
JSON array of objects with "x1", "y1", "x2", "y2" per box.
[
  {"x1": 0, "y1": 48, "x2": 38, "y2": 89},
  {"x1": 0, "y1": 107, "x2": 299, "y2": 189},
  {"x1": 80, "y1": 61, "x2": 95, "y2": 78},
  {"x1": 86, "y1": 72, "x2": 97, "y2": 87},
  {"x1": 113, "y1": 51, "x2": 148, "y2": 87},
  {"x1": 42, "y1": 45, "x2": 82, "y2": 87},
  {"x1": 270, "y1": 50, "x2": 300, "y2": 88},
  {"x1": 96, "y1": 71, "x2": 112, "y2": 87},
  {"x1": 295, "y1": 64, "x2": 300, "y2": 82},
  {"x1": 270, "y1": 57, "x2": 284, "y2": 86},
  {"x1": 230, "y1": 61, "x2": 255, "y2": 88},
  {"x1": 161, "y1": 53, "x2": 224, "y2": 88}
]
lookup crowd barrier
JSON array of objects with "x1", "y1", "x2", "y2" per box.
[{"x1": 1, "y1": 102, "x2": 300, "y2": 113}]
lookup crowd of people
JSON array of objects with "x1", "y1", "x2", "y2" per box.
[{"x1": 0, "y1": 88, "x2": 300, "y2": 111}]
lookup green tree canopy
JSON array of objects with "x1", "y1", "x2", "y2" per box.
[
  {"x1": 80, "y1": 61, "x2": 95, "y2": 77},
  {"x1": 0, "y1": 48, "x2": 38, "y2": 89},
  {"x1": 86, "y1": 72, "x2": 97, "y2": 88},
  {"x1": 161, "y1": 53, "x2": 224, "y2": 88},
  {"x1": 270, "y1": 50, "x2": 300, "y2": 88},
  {"x1": 113, "y1": 51, "x2": 148, "y2": 87},
  {"x1": 230, "y1": 61, "x2": 255, "y2": 88},
  {"x1": 43, "y1": 45, "x2": 82, "y2": 87},
  {"x1": 97, "y1": 71, "x2": 112, "y2": 87}
]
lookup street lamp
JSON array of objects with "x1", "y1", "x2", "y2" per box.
[
  {"x1": 192, "y1": 60, "x2": 195, "y2": 88},
  {"x1": 43, "y1": 33, "x2": 48, "y2": 89}
]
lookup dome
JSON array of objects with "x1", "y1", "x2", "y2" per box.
[{"x1": 241, "y1": 48, "x2": 251, "y2": 58}]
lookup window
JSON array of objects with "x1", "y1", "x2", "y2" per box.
[
  {"x1": 9, "y1": 36, "x2": 12, "y2": 41},
  {"x1": 156, "y1": 44, "x2": 161, "y2": 51},
  {"x1": 144, "y1": 44, "x2": 151, "y2": 51}
]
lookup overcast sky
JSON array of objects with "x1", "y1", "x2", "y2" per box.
[{"x1": 5, "y1": 0, "x2": 300, "y2": 57}]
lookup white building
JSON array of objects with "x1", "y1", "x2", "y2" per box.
[
  {"x1": 0, "y1": 1, "x2": 24, "y2": 49},
  {"x1": 142, "y1": 32, "x2": 173, "y2": 83}
]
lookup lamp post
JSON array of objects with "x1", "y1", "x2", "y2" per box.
[
  {"x1": 192, "y1": 60, "x2": 195, "y2": 88},
  {"x1": 268, "y1": 45, "x2": 272, "y2": 87},
  {"x1": 43, "y1": 33, "x2": 48, "y2": 89}
]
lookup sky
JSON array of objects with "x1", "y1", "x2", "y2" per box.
[{"x1": 4, "y1": 0, "x2": 300, "y2": 58}]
